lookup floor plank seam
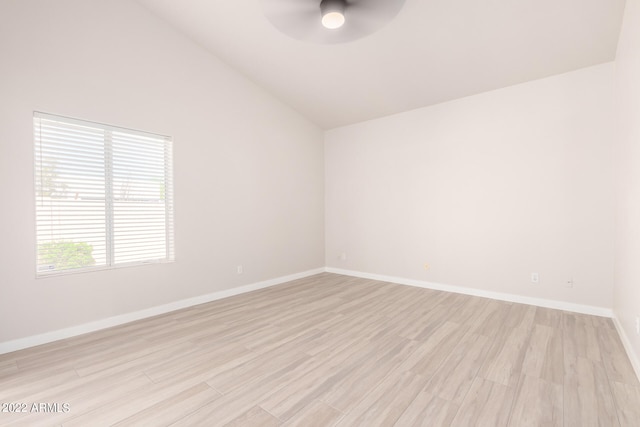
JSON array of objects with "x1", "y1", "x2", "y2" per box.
[
  {"x1": 609, "y1": 379, "x2": 627, "y2": 427},
  {"x1": 142, "y1": 371, "x2": 156, "y2": 384},
  {"x1": 504, "y1": 356, "x2": 523, "y2": 426},
  {"x1": 322, "y1": 399, "x2": 344, "y2": 416},
  {"x1": 258, "y1": 404, "x2": 282, "y2": 423}
]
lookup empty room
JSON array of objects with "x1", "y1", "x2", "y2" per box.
[{"x1": 1, "y1": 0, "x2": 640, "y2": 425}]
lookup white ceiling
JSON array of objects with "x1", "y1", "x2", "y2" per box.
[{"x1": 136, "y1": 0, "x2": 626, "y2": 129}]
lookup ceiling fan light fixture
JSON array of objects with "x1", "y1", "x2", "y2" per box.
[
  {"x1": 322, "y1": 11, "x2": 345, "y2": 29},
  {"x1": 320, "y1": 0, "x2": 346, "y2": 29},
  {"x1": 262, "y1": 0, "x2": 406, "y2": 44}
]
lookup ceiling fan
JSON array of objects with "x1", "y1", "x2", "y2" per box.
[{"x1": 262, "y1": 0, "x2": 407, "y2": 44}]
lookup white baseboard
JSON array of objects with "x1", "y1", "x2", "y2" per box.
[
  {"x1": 0, "y1": 268, "x2": 325, "y2": 355},
  {"x1": 612, "y1": 315, "x2": 640, "y2": 383},
  {"x1": 1, "y1": 266, "x2": 622, "y2": 358},
  {"x1": 325, "y1": 267, "x2": 613, "y2": 318}
]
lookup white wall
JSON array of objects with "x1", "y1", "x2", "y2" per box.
[
  {"x1": 0, "y1": 0, "x2": 630, "y2": 360},
  {"x1": 0, "y1": 0, "x2": 324, "y2": 344},
  {"x1": 613, "y1": 0, "x2": 640, "y2": 372},
  {"x1": 326, "y1": 63, "x2": 615, "y2": 310}
]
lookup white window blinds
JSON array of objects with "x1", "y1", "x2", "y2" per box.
[{"x1": 34, "y1": 112, "x2": 174, "y2": 276}]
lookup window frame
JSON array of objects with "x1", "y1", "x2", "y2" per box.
[{"x1": 33, "y1": 112, "x2": 175, "y2": 278}]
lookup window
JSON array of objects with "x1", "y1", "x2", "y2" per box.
[{"x1": 34, "y1": 112, "x2": 174, "y2": 276}]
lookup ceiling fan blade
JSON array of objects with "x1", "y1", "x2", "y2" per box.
[
  {"x1": 346, "y1": 0, "x2": 406, "y2": 27},
  {"x1": 266, "y1": 0, "x2": 318, "y2": 16},
  {"x1": 262, "y1": 0, "x2": 405, "y2": 44}
]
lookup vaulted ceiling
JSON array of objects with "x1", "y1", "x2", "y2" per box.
[{"x1": 136, "y1": 0, "x2": 626, "y2": 129}]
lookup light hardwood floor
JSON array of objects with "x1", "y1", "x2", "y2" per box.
[{"x1": 1, "y1": 273, "x2": 639, "y2": 426}]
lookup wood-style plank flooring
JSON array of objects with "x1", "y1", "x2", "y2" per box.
[{"x1": 0, "y1": 273, "x2": 639, "y2": 426}]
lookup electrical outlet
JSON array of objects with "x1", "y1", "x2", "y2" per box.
[
  {"x1": 531, "y1": 273, "x2": 539, "y2": 284},
  {"x1": 635, "y1": 316, "x2": 640, "y2": 335},
  {"x1": 566, "y1": 278, "x2": 574, "y2": 288},
  {"x1": 340, "y1": 252, "x2": 347, "y2": 261},
  {"x1": 236, "y1": 265, "x2": 243, "y2": 274},
  {"x1": 424, "y1": 263, "x2": 430, "y2": 271}
]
